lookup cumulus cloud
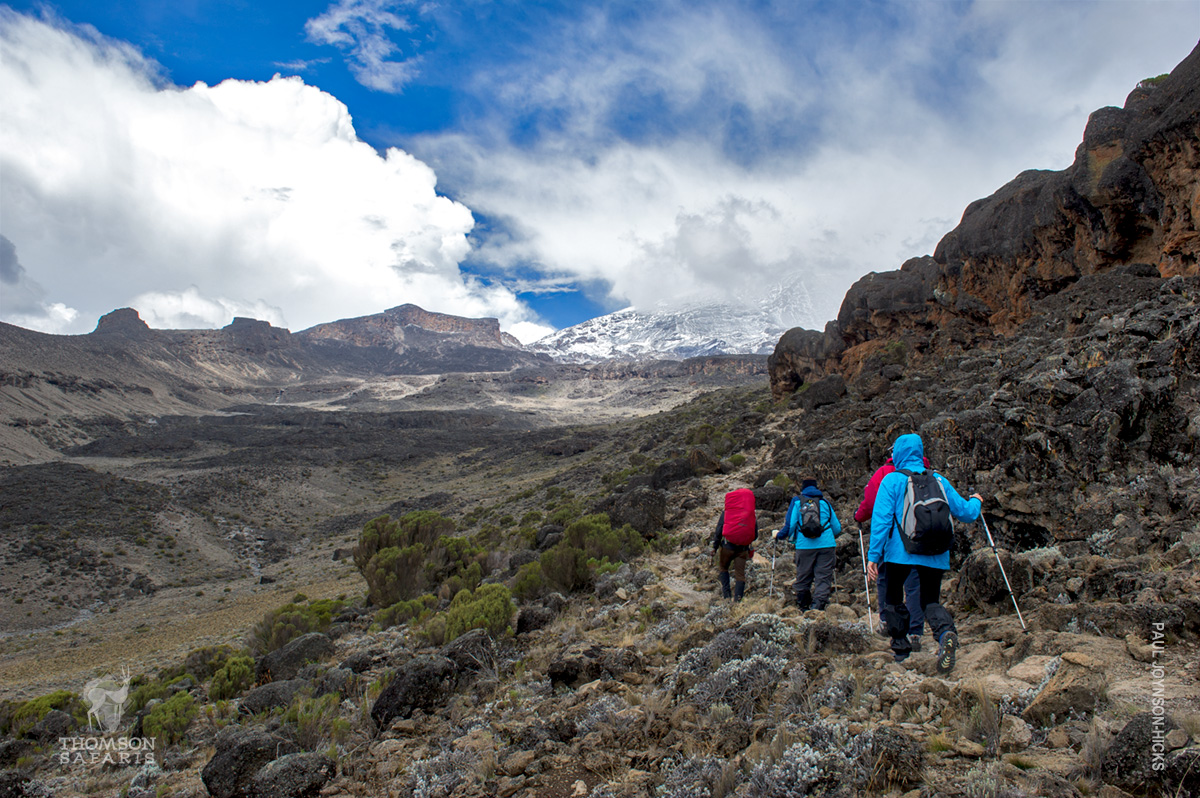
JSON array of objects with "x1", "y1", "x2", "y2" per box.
[
  {"x1": 412, "y1": 1, "x2": 1198, "y2": 326},
  {"x1": 0, "y1": 9, "x2": 545, "y2": 337},
  {"x1": 305, "y1": 0, "x2": 422, "y2": 92}
]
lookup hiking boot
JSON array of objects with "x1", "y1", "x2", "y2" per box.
[
  {"x1": 909, "y1": 635, "x2": 923, "y2": 652},
  {"x1": 937, "y1": 631, "x2": 958, "y2": 674},
  {"x1": 893, "y1": 652, "x2": 909, "y2": 664}
]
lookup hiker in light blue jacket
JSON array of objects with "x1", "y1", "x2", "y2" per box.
[
  {"x1": 866, "y1": 433, "x2": 982, "y2": 673},
  {"x1": 776, "y1": 478, "x2": 841, "y2": 611}
]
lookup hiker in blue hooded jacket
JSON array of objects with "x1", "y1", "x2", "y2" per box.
[
  {"x1": 866, "y1": 433, "x2": 982, "y2": 673},
  {"x1": 776, "y1": 478, "x2": 842, "y2": 611}
]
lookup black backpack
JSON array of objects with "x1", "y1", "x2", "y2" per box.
[
  {"x1": 895, "y1": 469, "x2": 953, "y2": 555},
  {"x1": 799, "y1": 498, "x2": 826, "y2": 539}
]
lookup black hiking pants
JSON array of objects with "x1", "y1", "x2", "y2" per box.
[{"x1": 882, "y1": 563, "x2": 955, "y2": 658}]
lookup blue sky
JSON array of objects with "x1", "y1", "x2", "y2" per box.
[{"x1": 1, "y1": 1, "x2": 1196, "y2": 340}]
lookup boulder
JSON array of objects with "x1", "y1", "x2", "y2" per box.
[
  {"x1": 515, "y1": 606, "x2": 555, "y2": 635},
  {"x1": 370, "y1": 655, "x2": 457, "y2": 729},
  {"x1": 999, "y1": 715, "x2": 1033, "y2": 752},
  {"x1": 1101, "y1": 712, "x2": 1180, "y2": 793},
  {"x1": 602, "y1": 487, "x2": 666, "y2": 535},
  {"x1": 200, "y1": 726, "x2": 299, "y2": 798},
  {"x1": 239, "y1": 679, "x2": 307, "y2": 715},
  {"x1": 866, "y1": 726, "x2": 925, "y2": 790},
  {"x1": 536, "y1": 524, "x2": 564, "y2": 550},
  {"x1": 650, "y1": 458, "x2": 695, "y2": 490},
  {"x1": 790, "y1": 374, "x2": 848, "y2": 410},
  {"x1": 256, "y1": 633, "x2": 335, "y2": 682},
  {"x1": 27, "y1": 709, "x2": 75, "y2": 742},
  {"x1": 547, "y1": 643, "x2": 644, "y2": 689},
  {"x1": 251, "y1": 752, "x2": 336, "y2": 798},
  {"x1": 1023, "y1": 652, "x2": 1108, "y2": 724},
  {"x1": 440, "y1": 629, "x2": 497, "y2": 676},
  {"x1": 752, "y1": 484, "x2": 789, "y2": 513},
  {"x1": 315, "y1": 667, "x2": 353, "y2": 699}
]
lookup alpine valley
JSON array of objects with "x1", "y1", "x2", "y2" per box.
[{"x1": 1, "y1": 42, "x2": 1199, "y2": 798}]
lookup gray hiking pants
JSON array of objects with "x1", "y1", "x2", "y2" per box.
[{"x1": 794, "y1": 547, "x2": 835, "y2": 610}]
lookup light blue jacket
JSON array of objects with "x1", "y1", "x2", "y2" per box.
[
  {"x1": 868, "y1": 434, "x2": 981, "y2": 569},
  {"x1": 778, "y1": 486, "x2": 841, "y2": 550}
]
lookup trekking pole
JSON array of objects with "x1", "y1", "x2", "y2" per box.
[
  {"x1": 857, "y1": 527, "x2": 872, "y2": 618},
  {"x1": 979, "y1": 514, "x2": 1028, "y2": 631},
  {"x1": 769, "y1": 533, "x2": 778, "y2": 599}
]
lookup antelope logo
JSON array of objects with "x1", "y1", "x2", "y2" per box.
[{"x1": 82, "y1": 666, "x2": 132, "y2": 733}]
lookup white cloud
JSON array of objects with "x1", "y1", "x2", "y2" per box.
[
  {"x1": 0, "y1": 10, "x2": 546, "y2": 337},
  {"x1": 414, "y1": 1, "x2": 1199, "y2": 327},
  {"x1": 506, "y1": 320, "x2": 557, "y2": 345},
  {"x1": 305, "y1": 0, "x2": 421, "y2": 92},
  {"x1": 129, "y1": 286, "x2": 287, "y2": 330}
]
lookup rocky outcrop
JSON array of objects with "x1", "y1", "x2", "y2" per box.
[
  {"x1": 298, "y1": 303, "x2": 520, "y2": 351},
  {"x1": 91, "y1": 307, "x2": 154, "y2": 337},
  {"x1": 771, "y1": 43, "x2": 1200, "y2": 399}
]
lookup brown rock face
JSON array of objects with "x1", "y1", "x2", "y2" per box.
[
  {"x1": 91, "y1": 307, "x2": 153, "y2": 337},
  {"x1": 770, "y1": 43, "x2": 1200, "y2": 399},
  {"x1": 298, "y1": 303, "x2": 518, "y2": 351}
]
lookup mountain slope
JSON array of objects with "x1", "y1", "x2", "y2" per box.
[{"x1": 531, "y1": 278, "x2": 819, "y2": 362}]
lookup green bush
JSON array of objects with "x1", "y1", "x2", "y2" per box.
[
  {"x1": 547, "y1": 497, "x2": 585, "y2": 526},
  {"x1": 141, "y1": 692, "x2": 196, "y2": 747},
  {"x1": 175, "y1": 645, "x2": 237, "y2": 682},
  {"x1": 376, "y1": 594, "x2": 437, "y2": 629},
  {"x1": 249, "y1": 597, "x2": 348, "y2": 656},
  {"x1": 564, "y1": 514, "x2": 644, "y2": 562},
  {"x1": 353, "y1": 512, "x2": 487, "y2": 607},
  {"x1": 513, "y1": 561, "x2": 546, "y2": 601},
  {"x1": 444, "y1": 584, "x2": 514, "y2": 641},
  {"x1": 10, "y1": 690, "x2": 84, "y2": 735},
  {"x1": 532, "y1": 514, "x2": 645, "y2": 594},
  {"x1": 729, "y1": 454, "x2": 746, "y2": 467},
  {"x1": 209, "y1": 655, "x2": 254, "y2": 701}
]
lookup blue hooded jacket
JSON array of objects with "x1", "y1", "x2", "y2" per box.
[
  {"x1": 868, "y1": 434, "x2": 981, "y2": 568},
  {"x1": 778, "y1": 485, "x2": 841, "y2": 550}
]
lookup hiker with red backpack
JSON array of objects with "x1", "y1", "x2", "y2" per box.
[
  {"x1": 712, "y1": 487, "x2": 757, "y2": 601},
  {"x1": 776, "y1": 478, "x2": 842, "y2": 611},
  {"x1": 866, "y1": 433, "x2": 982, "y2": 673},
  {"x1": 856, "y1": 454, "x2": 930, "y2": 649}
]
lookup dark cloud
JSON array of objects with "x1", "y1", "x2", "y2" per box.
[{"x1": 0, "y1": 235, "x2": 24, "y2": 285}]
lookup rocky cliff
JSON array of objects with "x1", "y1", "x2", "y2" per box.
[
  {"x1": 770, "y1": 42, "x2": 1200, "y2": 398},
  {"x1": 298, "y1": 303, "x2": 523, "y2": 351}
]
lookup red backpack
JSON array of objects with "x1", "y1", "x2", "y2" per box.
[{"x1": 722, "y1": 488, "x2": 757, "y2": 545}]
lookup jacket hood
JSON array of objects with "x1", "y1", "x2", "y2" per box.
[
  {"x1": 801, "y1": 485, "x2": 824, "y2": 499},
  {"x1": 891, "y1": 434, "x2": 926, "y2": 472}
]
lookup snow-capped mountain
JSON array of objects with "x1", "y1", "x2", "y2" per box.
[{"x1": 529, "y1": 278, "x2": 820, "y2": 362}]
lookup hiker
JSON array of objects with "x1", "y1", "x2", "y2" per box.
[
  {"x1": 713, "y1": 487, "x2": 757, "y2": 601},
  {"x1": 776, "y1": 478, "x2": 841, "y2": 611},
  {"x1": 855, "y1": 454, "x2": 929, "y2": 649},
  {"x1": 866, "y1": 433, "x2": 981, "y2": 672}
]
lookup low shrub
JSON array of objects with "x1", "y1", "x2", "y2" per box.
[
  {"x1": 283, "y1": 693, "x2": 350, "y2": 749},
  {"x1": 209, "y1": 655, "x2": 254, "y2": 701},
  {"x1": 142, "y1": 692, "x2": 197, "y2": 747},
  {"x1": 376, "y1": 594, "x2": 438, "y2": 629},
  {"x1": 249, "y1": 597, "x2": 348, "y2": 656},
  {"x1": 513, "y1": 561, "x2": 546, "y2": 600},
  {"x1": 9, "y1": 690, "x2": 84, "y2": 735},
  {"x1": 354, "y1": 512, "x2": 487, "y2": 607},
  {"x1": 445, "y1": 584, "x2": 514, "y2": 641}
]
